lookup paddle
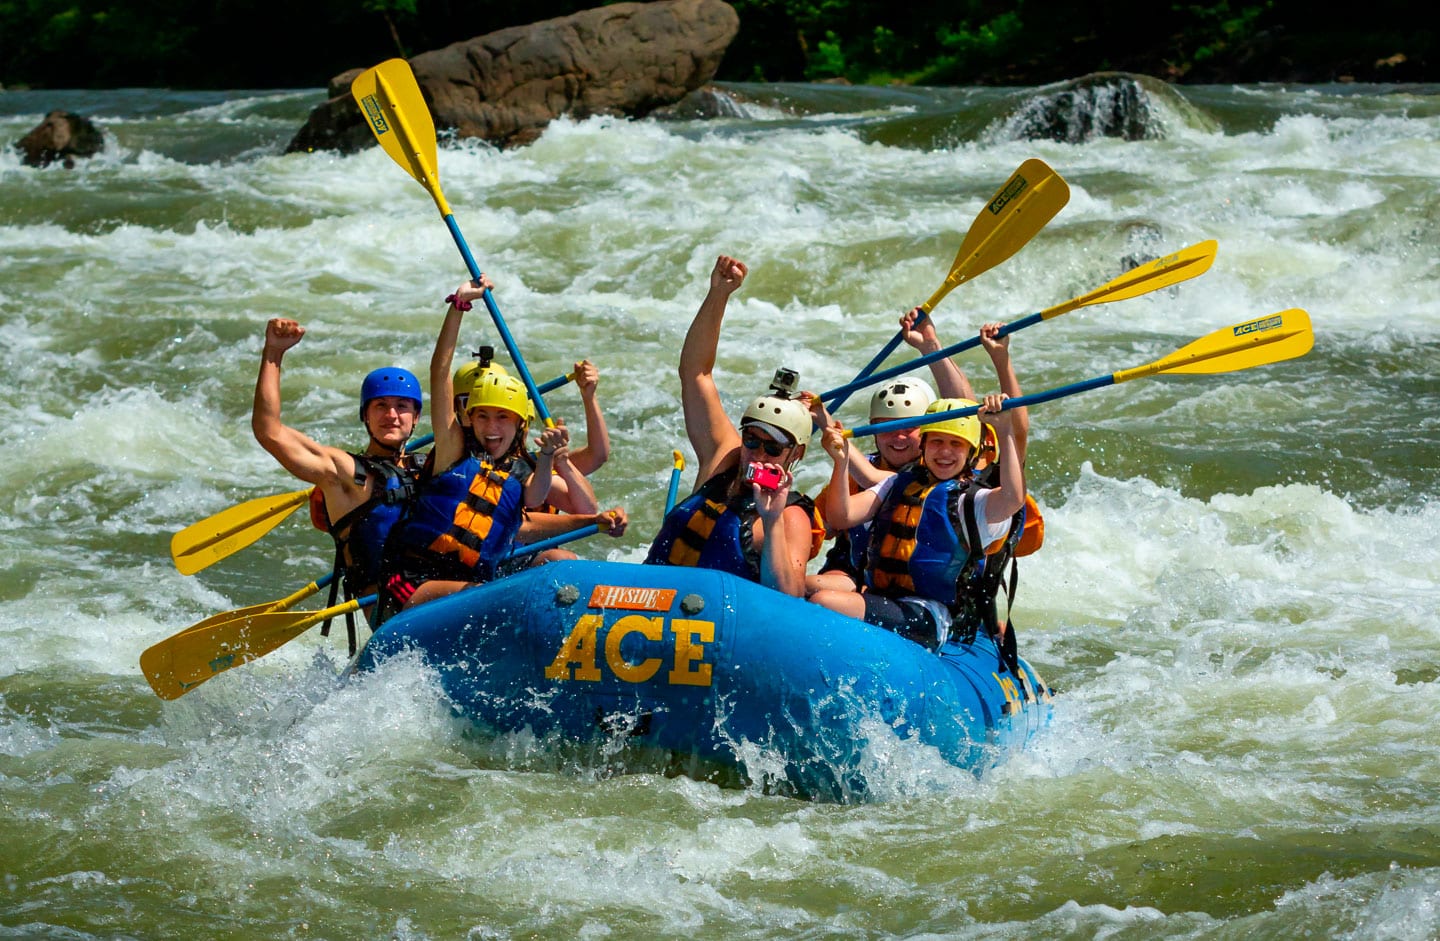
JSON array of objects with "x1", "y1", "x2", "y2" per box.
[
  {"x1": 828, "y1": 158, "x2": 1071, "y2": 412},
  {"x1": 844, "y1": 309, "x2": 1314, "y2": 439},
  {"x1": 175, "y1": 572, "x2": 337, "y2": 637},
  {"x1": 820, "y1": 239, "x2": 1219, "y2": 406},
  {"x1": 351, "y1": 58, "x2": 555, "y2": 429},
  {"x1": 664, "y1": 449, "x2": 685, "y2": 515},
  {"x1": 141, "y1": 523, "x2": 607, "y2": 701},
  {"x1": 170, "y1": 433, "x2": 436, "y2": 575}
]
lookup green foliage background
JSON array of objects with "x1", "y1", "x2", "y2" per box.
[{"x1": 0, "y1": 0, "x2": 1431, "y2": 88}]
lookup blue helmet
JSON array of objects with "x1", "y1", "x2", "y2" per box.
[{"x1": 359, "y1": 367, "x2": 423, "y2": 422}]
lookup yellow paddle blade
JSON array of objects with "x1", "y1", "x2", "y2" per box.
[
  {"x1": 351, "y1": 58, "x2": 452, "y2": 216},
  {"x1": 170, "y1": 488, "x2": 312, "y2": 576},
  {"x1": 173, "y1": 578, "x2": 328, "y2": 637},
  {"x1": 1040, "y1": 239, "x2": 1218, "y2": 319},
  {"x1": 920, "y1": 158, "x2": 1070, "y2": 313},
  {"x1": 140, "y1": 599, "x2": 357, "y2": 701},
  {"x1": 1115, "y1": 309, "x2": 1314, "y2": 383}
]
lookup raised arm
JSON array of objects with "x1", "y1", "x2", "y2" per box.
[
  {"x1": 251, "y1": 318, "x2": 355, "y2": 489},
  {"x1": 430, "y1": 277, "x2": 492, "y2": 470},
  {"x1": 679, "y1": 255, "x2": 748, "y2": 485},
  {"x1": 901, "y1": 308, "x2": 973, "y2": 401},
  {"x1": 566, "y1": 359, "x2": 611, "y2": 476},
  {"x1": 820, "y1": 423, "x2": 885, "y2": 530},
  {"x1": 977, "y1": 393, "x2": 1026, "y2": 523},
  {"x1": 979, "y1": 322, "x2": 1028, "y2": 464},
  {"x1": 548, "y1": 445, "x2": 600, "y2": 515}
]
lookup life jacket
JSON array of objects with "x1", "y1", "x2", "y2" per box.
[
  {"x1": 974, "y1": 462, "x2": 1043, "y2": 556},
  {"x1": 308, "y1": 451, "x2": 421, "y2": 654},
  {"x1": 385, "y1": 452, "x2": 528, "y2": 583},
  {"x1": 326, "y1": 454, "x2": 420, "y2": 591},
  {"x1": 863, "y1": 466, "x2": 1025, "y2": 645},
  {"x1": 645, "y1": 466, "x2": 818, "y2": 581}
]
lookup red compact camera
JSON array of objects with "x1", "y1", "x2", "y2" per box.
[{"x1": 743, "y1": 462, "x2": 784, "y2": 491}]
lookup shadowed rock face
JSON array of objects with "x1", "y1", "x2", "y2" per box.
[
  {"x1": 288, "y1": 0, "x2": 739, "y2": 154},
  {"x1": 14, "y1": 110, "x2": 104, "y2": 168},
  {"x1": 993, "y1": 72, "x2": 1206, "y2": 143}
]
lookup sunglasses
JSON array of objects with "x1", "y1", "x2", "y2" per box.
[{"x1": 741, "y1": 432, "x2": 788, "y2": 458}]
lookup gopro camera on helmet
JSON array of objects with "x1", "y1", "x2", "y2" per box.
[
  {"x1": 769, "y1": 367, "x2": 799, "y2": 397},
  {"x1": 743, "y1": 462, "x2": 784, "y2": 490},
  {"x1": 474, "y1": 345, "x2": 496, "y2": 369}
]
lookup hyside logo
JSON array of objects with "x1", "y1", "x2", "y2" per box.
[
  {"x1": 988, "y1": 174, "x2": 1029, "y2": 215},
  {"x1": 360, "y1": 95, "x2": 389, "y2": 135},
  {"x1": 1233, "y1": 314, "x2": 1283, "y2": 337}
]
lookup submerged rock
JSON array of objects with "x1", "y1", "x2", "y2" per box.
[
  {"x1": 991, "y1": 71, "x2": 1219, "y2": 143},
  {"x1": 288, "y1": 0, "x2": 739, "y2": 153},
  {"x1": 14, "y1": 110, "x2": 103, "y2": 168}
]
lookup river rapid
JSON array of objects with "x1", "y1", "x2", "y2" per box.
[{"x1": 2, "y1": 78, "x2": 1438, "y2": 939}]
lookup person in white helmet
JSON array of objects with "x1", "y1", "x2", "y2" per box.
[
  {"x1": 811, "y1": 392, "x2": 1028, "y2": 651},
  {"x1": 806, "y1": 316, "x2": 1025, "y2": 595},
  {"x1": 644, "y1": 255, "x2": 819, "y2": 598}
]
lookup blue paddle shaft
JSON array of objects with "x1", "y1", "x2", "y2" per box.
[
  {"x1": 822, "y1": 311, "x2": 1043, "y2": 407},
  {"x1": 664, "y1": 467, "x2": 683, "y2": 516},
  {"x1": 848, "y1": 372, "x2": 1116, "y2": 438},
  {"x1": 827, "y1": 310, "x2": 928, "y2": 411},
  {"x1": 506, "y1": 524, "x2": 603, "y2": 560},
  {"x1": 442, "y1": 214, "x2": 553, "y2": 426}
]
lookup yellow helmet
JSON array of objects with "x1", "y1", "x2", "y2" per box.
[
  {"x1": 465, "y1": 371, "x2": 530, "y2": 422},
  {"x1": 921, "y1": 398, "x2": 981, "y2": 448},
  {"x1": 454, "y1": 359, "x2": 511, "y2": 414}
]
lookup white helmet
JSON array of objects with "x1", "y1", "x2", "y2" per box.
[
  {"x1": 869, "y1": 377, "x2": 935, "y2": 421},
  {"x1": 739, "y1": 367, "x2": 812, "y2": 446},
  {"x1": 740, "y1": 395, "x2": 813, "y2": 445}
]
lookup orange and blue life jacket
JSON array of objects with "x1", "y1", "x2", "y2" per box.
[{"x1": 645, "y1": 466, "x2": 817, "y2": 581}]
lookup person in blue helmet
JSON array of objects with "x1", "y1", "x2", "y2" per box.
[{"x1": 251, "y1": 316, "x2": 429, "y2": 622}]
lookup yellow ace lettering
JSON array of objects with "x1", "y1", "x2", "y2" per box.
[
  {"x1": 545, "y1": 611, "x2": 715, "y2": 686},
  {"x1": 604, "y1": 615, "x2": 663, "y2": 683},
  {"x1": 545, "y1": 614, "x2": 603, "y2": 681},
  {"x1": 667, "y1": 619, "x2": 714, "y2": 687}
]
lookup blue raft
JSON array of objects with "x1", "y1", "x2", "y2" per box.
[{"x1": 356, "y1": 559, "x2": 1052, "y2": 800}]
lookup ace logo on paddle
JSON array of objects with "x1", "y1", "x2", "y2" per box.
[{"x1": 544, "y1": 588, "x2": 715, "y2": 687}]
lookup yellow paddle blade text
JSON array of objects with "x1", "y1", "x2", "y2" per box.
[
  {"x1": 350, "y1": 58, "x2": 452, "y2": 215},
  {"x1": 1116, "y1": 309, "x2": 1315, "y2": 383},
  {"x1": 920, "y1": 158, "x2": 1071, "y2": 313}
]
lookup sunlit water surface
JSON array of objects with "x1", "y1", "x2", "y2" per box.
[{"x1": 1, "y1": 79, "x2": 1438, "y2": 938}]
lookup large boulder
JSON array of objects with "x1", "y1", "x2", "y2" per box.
[
  {"x1": 288, "y1": 0, "x2": 739, "y2": 153},
  {"x1": 14, "y1": 110, "x2": 104, "y2": 168}
]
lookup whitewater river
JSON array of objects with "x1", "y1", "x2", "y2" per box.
[{"x1": 2, "y1": 77, "x2": 1438, "y2": 938}]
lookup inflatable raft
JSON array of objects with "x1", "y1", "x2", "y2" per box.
[{"x1": 356, "y1": 559, "x2": 1052, "y2": 800}]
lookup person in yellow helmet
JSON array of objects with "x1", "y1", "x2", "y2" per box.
[
  {"x1": 808, "y1": 391, "x2": 1027, "y2": 651},
  {"x1": 375, "y1": 277, "x2": 626, "y2": 623},
  {"x1": 807, "y1": 315, "x2": 1022, "y2": 598}
]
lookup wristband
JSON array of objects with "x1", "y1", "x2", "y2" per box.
[{"x1": 444, "y1": 293, "x2": 473, "y2": 312}]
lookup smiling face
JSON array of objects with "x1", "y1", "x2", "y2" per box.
[
  {"x1": 467, "y1": 406, "x2": 521, "y2": 458},
  {"x1": 871, "y1": 421, "x2": 923, "y2": 470},
  {"x1": 363, "y1": 396, "x2": 418, "y2": 449},
  {"x1": 921, "y1": 432, "x2": 973, "y2": 481}
]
